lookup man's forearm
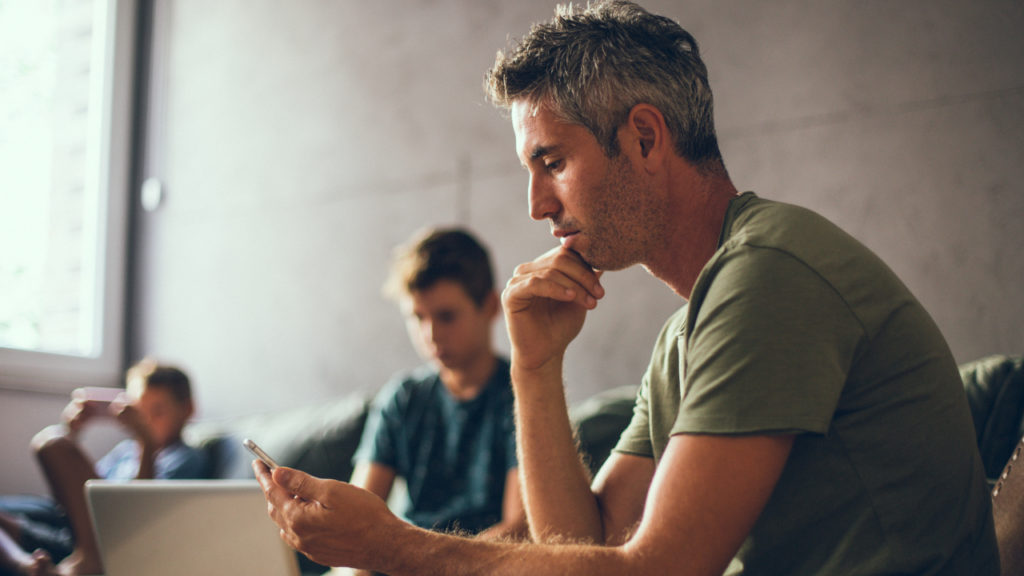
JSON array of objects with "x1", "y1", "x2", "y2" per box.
[
  {"x1": 382, "y1": 522, "x2": 633, "y2": 576},
  {"x1": 475, "y1": 518, "x2": 529, "y2": 542},
  {"x1": 511, "y1": 358, "x2": 604, "y2": 544},
  {"x1": 258, "y1": 434, "x2": 782, "y2": 576}
]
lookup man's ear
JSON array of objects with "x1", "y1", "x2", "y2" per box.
[{"x1": 622, "y1": 103, "x2": 669, "y2": 172}]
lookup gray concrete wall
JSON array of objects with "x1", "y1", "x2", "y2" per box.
[{"x1": 3, "y1": 0, "x2": 1021, "y2": 495}]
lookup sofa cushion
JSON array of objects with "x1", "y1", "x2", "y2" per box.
[
  {"x1": 569, "y1": 385, "x2": 640, "y2": 477},
  {"x1": 184, "y1": 393, "x2": 369, "y2": 481}
]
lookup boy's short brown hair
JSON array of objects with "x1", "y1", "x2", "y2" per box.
[
  {"x1": 125, "y1": 358, "x2": 192, "y2": 404},
  {"x1": 383, "y1": 228, "x2": 495, "y2": 308}
]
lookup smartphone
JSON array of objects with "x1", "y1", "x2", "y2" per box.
[
  {"x1": 243, "y1": 438, "x2": 281, "y2": 470},
  {"x1": 71, "y1": 387, "x2": 125, "y2": 416}
]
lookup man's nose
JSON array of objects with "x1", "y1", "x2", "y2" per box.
[{"x1": 528, "y1": 176, "x2": 559, "y2": 221}]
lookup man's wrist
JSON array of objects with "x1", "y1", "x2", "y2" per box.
[
  {"x1": 374, "y1": 522, "x2": 436, "y2": 576},
  {"x1": 382, "y1": 523, "x2": 516, "y2": 576},
  {"x1": 510, "y1": 355, "x2": 563, "y2": 388}
]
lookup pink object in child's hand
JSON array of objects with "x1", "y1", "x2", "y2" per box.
[
  {"x1": 73, "y1": 387, "x2": 125, "y2": 402},
  {"x1": 72, "y1": 387, "x2": 126, "y2": 416}
]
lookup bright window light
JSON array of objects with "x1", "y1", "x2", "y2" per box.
[
  {"x1": 0, "y1": 0, "x2": 105, "y2": 357},
  {"x1": 0, "y1": 0, "x2": 134, "y2": 392}
]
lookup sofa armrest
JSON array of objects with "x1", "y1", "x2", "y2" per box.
[{"x1": 960, "y1": 355, "x2": 1024, "y2": 480}]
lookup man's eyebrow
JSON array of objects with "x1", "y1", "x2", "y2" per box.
[{"x1": 529, "y1": 144, "x2": 561, "y2": 162}]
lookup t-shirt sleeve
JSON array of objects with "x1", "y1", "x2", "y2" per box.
[
  {"x1": 675, "y1": 245, "x2": 864, "y2": 436},
  {"x1": 611, "y1": 378, "x2": 654, "y2": 458},
  {"x1": 95, "y1": 439, "x2": 134, "y2": 479},
  {"x1": 352, "y1": 379, "x2": 404, "y2": 470},
  {"x1": 155, "y1": 444, "x2": 209, "y2": 479},
  {"x1": 612, "y1": 309, "x2": 688, "y2": 458}
]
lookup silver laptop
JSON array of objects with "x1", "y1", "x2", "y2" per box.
[{"x1": 86, "y1": 480, "x2": 300, "y2": 576}]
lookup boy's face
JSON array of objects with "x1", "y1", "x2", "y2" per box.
[
  {"x1": 401, "y1": 279, "x2": 497, "y2": 371},
  {"x1": 129, "y1": 385, "x2": 193, "y2": 447}
]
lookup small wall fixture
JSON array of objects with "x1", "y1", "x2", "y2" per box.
[{"x1": 141, "y1": 177, "x2": 163, "y2": 212}]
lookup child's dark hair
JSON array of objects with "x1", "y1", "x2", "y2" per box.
[
  {"x1": 383, "y1": 228, "x2": 495, "y2": 308},
  {"x1": 126, "y1": 358, "x2": 192, "y2": 404}
]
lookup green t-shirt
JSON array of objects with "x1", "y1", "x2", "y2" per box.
[{"x1": 615, "y1": 193, "x2": 998, "y2": 575}]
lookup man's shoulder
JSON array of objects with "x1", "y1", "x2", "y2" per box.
[
  {"x1": 713, "y1": 194, "x2": 900, "y2": 306},
  {"x1": 650, "y1": 305, "x2": 689, "y2": 348},
  {"x1": 727, "y1": 195, "x2": 852, "y2": 254}
]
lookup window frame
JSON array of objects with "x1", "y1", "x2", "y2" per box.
[{"x1": 0, "y1": 0, "x2": 137, "y2": 394}]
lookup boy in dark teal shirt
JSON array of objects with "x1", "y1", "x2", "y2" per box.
[{"x1": 351, "y1": 229, "x2": 525, "y2": 546}]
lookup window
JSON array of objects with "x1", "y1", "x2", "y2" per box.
[{"x1": 0, "y1": 0, "x2": 136, "y2": 393}]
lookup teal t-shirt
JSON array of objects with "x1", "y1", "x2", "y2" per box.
[
  {"x1": 353, "y1": 358, "x2": 517, "y2": 534},
  {"x1": 615, "y1": 193, "x2": 998, "y2": 575}
]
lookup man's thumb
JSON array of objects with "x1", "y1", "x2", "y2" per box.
[{"x1": 273, "y1": 467, "x2": 318, "y2": 499}]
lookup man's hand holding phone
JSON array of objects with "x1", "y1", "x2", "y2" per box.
[{"x1": 252, "y1": 457, "x2": 405, "y2": 572}]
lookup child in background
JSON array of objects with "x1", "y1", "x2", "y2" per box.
[{"x1": 0, "y1": 359, "x2": 206, "y2": 576}]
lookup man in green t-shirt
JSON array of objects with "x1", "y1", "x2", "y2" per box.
[{"x1": 254, "y1": 2, "x2": 999, "y2": 574}]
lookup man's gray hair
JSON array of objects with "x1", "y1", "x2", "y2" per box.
[{"x1": 485, "y1": 0, "x2": 725, "y2": 175}]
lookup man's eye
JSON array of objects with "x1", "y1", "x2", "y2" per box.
[{"x1": 545, "y1": 159, "x2": 561, "y2": 171}]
